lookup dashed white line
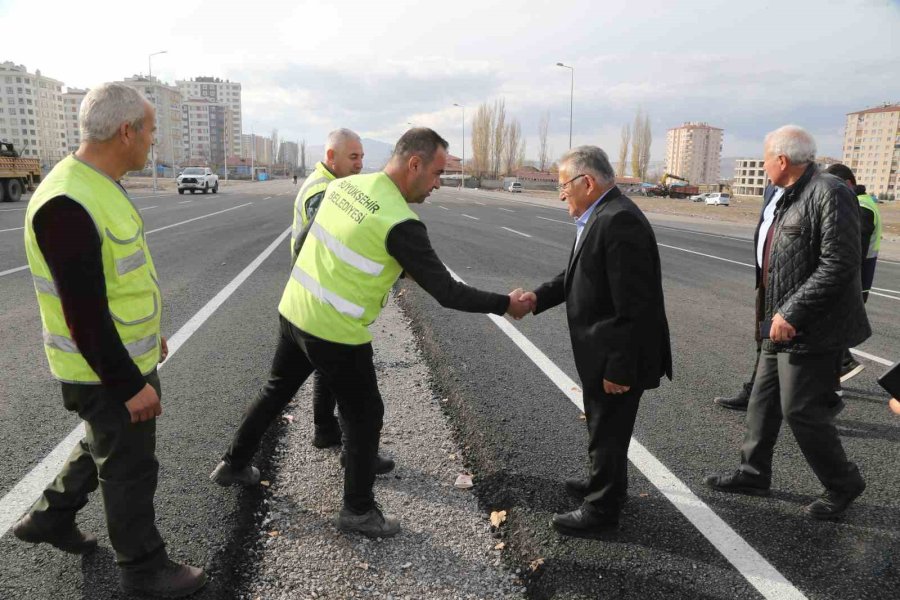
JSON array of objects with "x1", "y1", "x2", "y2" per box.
[
  {"x1": 654, "y1": 224, "x2": 752, "y2": 243},
  {"x1": 501, "y1": 226, "x2": 532, "y2": 238},
  {"x1": 472, "y1": 201, "x2": 486, "y2": 206},
  {"x1": 535, "y1": 215, "x2": 572, "y2": 226},
  {"x1": 461, "y1": 214, "x2": 480, "y2": 221},
  {"x1": 444, "y1": 265, "x2": 808, "y2": 600},
  {"x1": 139, "y1": 206, "x2": 158, "y2": 211},
  {"x1": 0, "y1": 265, "x2": 28, "y2": 277},
  {"x1": 0, "y1": 207, "x2": 26, "y2": 212},
  {"x1": 872, "y1": 286, "x2": 900, "y2": 294},
  {"x1": 145, "y1": 203, "x2": 252, "y2": 235},
  {"x1": 438, "y1": 206, "x2": 449, "y2": 211},
  {"x1": 264, "y1": 196, "x2": 273, "y2": 200},
  {"x1": 851, "y1": 348, "x2": 893, "y2": 367},
  {"x1": 0, "y1": 226, "x2": 24, "y2": 233},
  {"x1": 0, "y1": 227, "x2": 293, "y2": 540},
  {"x1": 497, "y1": 207, "x2": 515, "y2": 213},
  {"x1": 869, "y1": 291, "x2": 900, "y2": 302},
  {"x1": 178, "y1": 200, "x2": 193, "y2": 204}
]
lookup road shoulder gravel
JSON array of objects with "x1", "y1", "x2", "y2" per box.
[{"x1": 242, "y1": 291, "x2": 526, "y2": 600}]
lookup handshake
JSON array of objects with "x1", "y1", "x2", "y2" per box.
[{"x1": 506, "y1": 288, "x2": 537, "y2": 320}]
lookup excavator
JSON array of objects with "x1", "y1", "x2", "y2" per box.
[{"x1": 654, "y1": 173, "x2": 699, "y2": 199}]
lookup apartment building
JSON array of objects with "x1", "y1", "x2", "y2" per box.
[
  {"x1": 62, "y1": 88, "x2": 87, "y2": 153},
  {"x1": 843, "y1": 103, "x2": 900, "y2": 200},
  {"x1": 120, "y1": 75, "x2": 185, "y2": 171},
  {"x1": 665, "y1": 122, "x2": 723, "y2": 185},
  {"x1": 182, "y1": 98, "x2": 231, "y2": 166},
  {"x1": 240, "y1": 133, "x2": 274, "y2": 166},
  {"x1": 732, "y1": 156, "x2": 843, "y2": 197},
  {"x1": 177, "y1": 77, "x2": 242, "y2": 158},
  {"x1": 0, "y1": 62, "x2": 66, "y2": 166}
]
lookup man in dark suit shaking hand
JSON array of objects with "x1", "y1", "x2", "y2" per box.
[{"x1": 520, "y1": 146, "x2": 671, "y2": 538}]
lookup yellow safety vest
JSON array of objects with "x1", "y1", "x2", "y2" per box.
[
  {"x1": 857, "y1": 194, "x2": 881, "y2": 258},
  {"x1": 290, "y1": 162, "x2": 335, "y2": 260},
  {"x1": 24, "y1": 155, "x2": 162, "y2": 383},
  {"x1": 279, "y1": 172, "x2": 419, "y2": 345}
]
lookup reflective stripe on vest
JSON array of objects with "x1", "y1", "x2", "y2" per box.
[
  {"x1": 290, "y1": 162, "x2": 334, "y2": 258},
  {"x1": 857, "y1": 194, "x2": 882, "y2": 258},
  {"x1": 24, "y1": 155, "x2": 162, "y2": 382},
  {"x1": 279, "y1": 172, "x2": 419, "y2": 345}
]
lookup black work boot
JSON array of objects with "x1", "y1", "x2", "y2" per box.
[
  {"x1": 12, "y1": 514, "x2": 98, "y2": 555},
  {"x1": 340, "y1": 452, "x2": 395, "y2": 475},
  {"x1": 714, "y1": 382, "x2": 752, "y2": 411},
  {"x1": 550, "y1": 503, "x2": 619, "y2": 539},
  {"x1": 209, "y1": 460, "x2": 261, "y2": 487},
  {"x1": 336, "y1": 504, "x2": 400, "y2": 538},
  {"x1": 312, "y1": 428, "x2": 342, "y2": 449},
  {"x1": 120, "y1": 559, "x2": 207, "y2": 598},
  {"x1": 704, "y1": 470, "x2": 770, "y2": 496},
  {"x1": 805, "y1": 480, "x2": 866, "y2": 520}
]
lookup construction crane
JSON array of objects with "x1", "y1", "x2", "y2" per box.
[{"x1": 656, "y1": 172, "x2": 699, "y2": 199}]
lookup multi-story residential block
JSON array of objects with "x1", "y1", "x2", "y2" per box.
[
  {"x1": 182, "y1": 98, "x2": 231, "y2": 166},
  {"x1": 0, "y1": 62, "x2": 66, "y2": 166},
  {"x1": 240, "y1": 133, "x2": 274, "y2": 166},
  {"x1": 665, "y1": 122, "x2": 723, "y2": 185},
  {"x1": 732, "y1": 156, "x2": 843, "y2": 197},
  {"x1": 120, "y1": 75, "x2": 185, "y2": 172},
  {"x1": 62, "y1": 88, "x2": 88, "y2": 153},
  {"x1": 177, "y1": 77, "x2": 242, "y2": 158},
  {"x1": 843, "y1": 103, "x2": 900, "y2": 200}
]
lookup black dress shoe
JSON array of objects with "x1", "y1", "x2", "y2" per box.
[
  {"x1": 805, "y1": 481, "x2": 865, "y2": 520},
  {"x1": 704, "y1": 470, "x2": 770, "y2": 496},
  {"x1": 312, "y1": 429, "x2": 342, "y2": 449},
  {"x1": 564, "y1": 478, "x2": 628, "y2": 506},
  {"x1": 340, "y1": 453, "x2": 395, "y2": 475},
  {"x1": 12, "y1": 514, "x2": 98, "y2": 555},
  {"x1": 550, "y1": 505, "x2": 619, "y2": 539},
  {"x1": 714, "y1": 383, "x2": 751, "y2": 411}
]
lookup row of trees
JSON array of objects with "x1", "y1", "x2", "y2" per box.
[
  {"x1": 618, "y1": 109, "x2": 652, "y2": 180},
  {"x1": 470, "y1": 99, "x2": 527, "y2": 179}
]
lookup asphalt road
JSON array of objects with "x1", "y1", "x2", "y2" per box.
[
  {"x1": 396, "y1": 187, "x2": 900, "y2": 600},
  {"x1": 0, "y1": 181, "x2": 897, "y2": 599}
]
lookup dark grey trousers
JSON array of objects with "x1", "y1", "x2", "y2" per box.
[{"x1": 739, "y1": 350, "x2": 863, "y2": 493}]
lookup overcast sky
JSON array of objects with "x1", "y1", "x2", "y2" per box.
[{"x1": 3, "y1": 0, "x2": 898, "y2": 163}]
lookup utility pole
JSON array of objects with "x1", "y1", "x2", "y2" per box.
[
  {"x1": 556, "y1": 62, "x2": 574, "y2": 149},
  {"x1": 454, "y1": 104, "x2": 466, "y2": 189}
]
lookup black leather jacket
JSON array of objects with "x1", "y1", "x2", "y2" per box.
[{"x1": 760, "y1": 165, "x2": 871, "y2": 353}]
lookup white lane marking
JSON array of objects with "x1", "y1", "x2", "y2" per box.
[
  {"x1": 879, "y1": 259, "x2": 900, "y2": 266},
  {"x1": 536, "y1": 215, "x2": 572, "y2": 226},
  {"x1": 178, "y1": 200, "x2": 193, "y2": 204},
  {"x1": 654, "y1": 224, "x2": 752, "y2": 243},
  {"x1": 0, "y1": 207, "x2": 26, "y2": 212},
  {"x1": 0, "y1": 265, "x2": 28, "y2": 277},
  {"x1": 444, "y1": 264, "x2": 809, "y2": 600},
  {"x1": 501, "y1": 226, "x2": 532, "y2": 238},
  {"x1": 872, "y1": 286, "x2": 900, "y2": 294},
  {"x1": 869, "y1": 291, "x2": 900, "y2": 302},
  {"x1": 264, "y1": 196, "x2": 273, "y2": 200},
  {"x1": 658, "y1": 242, "x2": 897, "y2": 364},
  {"x1": 145, "y1": 203, "x2": 252, "y2": 235},
  {"x1": 139, "y1": 206, "x2": 158, "y2": 212},
  {"x1": 424, "y1": 200, "x2": 432, "y2": 204},
  {"x1": 472, "y1": 201, "x2": 486, "y2": 206},
  {"x1": 0, "y1": 226, "x2": 292, "y2": 540},
  {"x1": 1, "y1": 203, "x2": 255, "y2": 279},
  {"x1": 0, "y1": 226, "x2": 24, "y2": 233},
  {"x1": 461, "y1": 214, "x2": 480, "y2": 221},
  {"x1": 497, "y1": 207, "x2": 515, "y2": 213},
  {"x1": 438, "y1": 205, "x2": 449, "y2": 211}
]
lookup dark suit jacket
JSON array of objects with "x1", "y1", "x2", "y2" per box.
[{"x1": 533, "y1": 187, "x2": 672, "y2": 390}]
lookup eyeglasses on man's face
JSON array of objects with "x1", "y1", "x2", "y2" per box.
[{"x1": 557, "y1": 174, "x2": 586, "y2": 193}]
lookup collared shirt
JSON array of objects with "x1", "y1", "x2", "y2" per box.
[
  {"x1": 574, "y1": 188, "x2": 613, "y2": 247},
  {"x1": 756, "y1": 187, "x2": 783, "y2": 268}
]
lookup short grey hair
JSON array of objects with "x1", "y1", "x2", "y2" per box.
[
  {"x1": 79, "y1": 83, "x2": 149, "y2": 143},
  {"x1": 326, "y1": 128, "x2": 361, "y2": 151},
  {"x1": 559, "y1": 145, "x2": 616, "y2": 186},
  {"x1": 764, "y1": 125, "x2": 816, "y2": 165}
]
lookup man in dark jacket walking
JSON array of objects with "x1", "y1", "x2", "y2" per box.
[{"x1": 705, "y1": 125, "x2": 869, "y2": 520}]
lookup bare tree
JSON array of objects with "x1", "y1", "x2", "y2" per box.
[
  {"x1": 538, "y1": 111, "x2": 550, "y2": 171},
  {"x1": 630, "y1": 109, "x2": 643, "y2": 180},
  {"x1": 638, "y1": 113, "x2": 652, "y2": 181},
  {"x1": 490, "y1": 99, "x2": 507, "y2": 179},
  {"x1": 471, "y1": 103, "x2": 492, "y2": 178},
  {"x1": 503, "y1": 119, "x2": 523, "y2": 176},
  {"x1": 618, "y1": 124, "x2": 630, "y2": 177}
]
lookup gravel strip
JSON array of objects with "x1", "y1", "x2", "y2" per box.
[{"x1": 242, "y1": 294, "x2": 526, "y2": 600}]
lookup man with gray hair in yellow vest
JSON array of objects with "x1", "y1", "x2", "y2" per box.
[
  {"x1": 17, "y1": 83, "x2": 206, "y2": 597},
  {"x1": 212, "y1": 128, "x2": 535, "y2": 537}
]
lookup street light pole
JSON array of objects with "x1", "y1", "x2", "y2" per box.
[
  {"x1": 453, "y1": 103, "x2": 466, "y2": 189},
  {"x1": 556, "y1": 62, "x2": 574, "y2": 149},
  {"x1": 148, "y1": 50, "x2": 167, "y2": 192}
]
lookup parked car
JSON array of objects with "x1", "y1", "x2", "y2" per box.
[
  {"x1": 691, "y1": 193, "x2": 710, "y2": 202},
  {"x1": 507, "y1": 181, "x2": 523, "y2": 193},
  {"x1": 177, "y1": 167, "x2": 219, "y2": 194},
  {"x1": 705, "y1": 192, "x2": 731, "y2": 206}
]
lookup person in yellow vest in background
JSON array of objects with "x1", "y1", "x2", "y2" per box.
[
  {"x1": 290, "y1": 129, "x2": 389, "y2": 471},
  {"x1": 824, "y1": 164, "x2": 882, "y2": 384},
  {"x1": 17, "y1": 83, "x2": 206, "y2": 597},
  {"x1": 211, "y1": 128, "x2": 535, "y2": 538}
]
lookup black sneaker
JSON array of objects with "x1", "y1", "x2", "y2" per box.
[
  {"x1": 340, "y1": 452, "x2": 395, "y2": 475},
  {"x1": 704, "y1": 470, "x2": 770, "y2": 496},
  {"x1": 120, "y1": 559, "x2": 207, "y2": 598},
  {"x1": 12, "y1": 514, "x2": 97, "y2": 555},
  {"x1": 840, "y1": 357, "x2": 864, "y2": 383},
  {"x1": 805, "y1": 481, "x2": 865, "y2": 520},
  {"x1": 336, "y1": 504, "x2": 400, "y2": 538},
  {"x1": 209, "y1": 460, "x2": 261, "y2": 487}
]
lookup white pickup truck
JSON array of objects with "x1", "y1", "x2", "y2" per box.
[{"x1": 177, "y1": 167, "x2": 219, "y2": 194}]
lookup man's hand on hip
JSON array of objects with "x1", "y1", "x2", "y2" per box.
[
  {"x1": 770, "y1": 313, "x2": 797, "y2": 343},
  {"x1": 125, "y1": 383, "x2": 162, "y2": 423},
  {"x1": 603, "y1": 379, "x2": 631, "y2": 395}
]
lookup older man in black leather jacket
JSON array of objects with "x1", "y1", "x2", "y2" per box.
[{"x1": 706, "y1": 125, "x2": 869, "y2": 520}]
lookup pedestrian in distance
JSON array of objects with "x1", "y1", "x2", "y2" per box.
[
  {"x1": 706, "y1": 125, "x2": 869, "y2": 521},
  {"x1": 518, "y1": 145, "x2": 672, "y2": 539},
  {"x1": 211, "y1": 128, "x2": 534, "y2": 538},
  {"x1": 16, "y1": 83, "x2": 206, "y2": 597},
  {"x1": 824, "y1": 163, "x2": 882, "y2": 384}
]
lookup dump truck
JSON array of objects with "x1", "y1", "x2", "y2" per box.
[
  {"x1": 651, "y1": 173, "x2": 699, "y2": 199},
  {"x1": 0, "y1": 141, "x2": 41, "y2": 202}
]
